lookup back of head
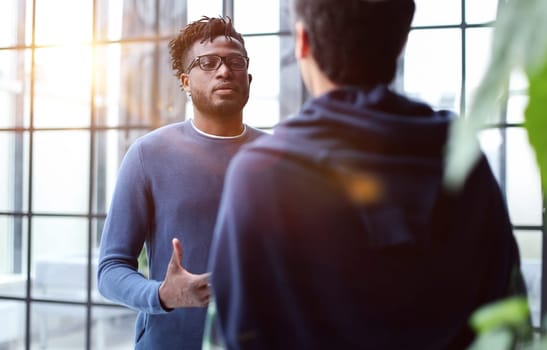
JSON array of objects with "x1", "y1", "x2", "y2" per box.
[
  {"x1": 168, "y1": 16, "x2": 246, "y2": 78},
  {"x1": 292, "y1": 0, "x2": 415, "y2": 87}
]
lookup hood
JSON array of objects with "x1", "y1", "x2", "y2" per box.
[{"x1": 252, "y1": 86, "x2": 456, "y2": 248}]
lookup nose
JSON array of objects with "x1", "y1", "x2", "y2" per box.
[{"x1": 215, "y1": 61, "x2": 233, "y2": 78}]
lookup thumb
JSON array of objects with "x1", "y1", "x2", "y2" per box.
[{"x1": 169, "y1": 238, "x2": 183, "y2": 269}]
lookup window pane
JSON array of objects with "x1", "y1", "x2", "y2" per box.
[
  {"x1": 235, "y1": 0, "x2": 280, "y2": 34},
  {"x1": 466, "y1": 27, "x2": 494, "y2": 116},
  {"x1": 93, "y1": 129, "x2": 150, "y2": 215},
  {"x1": 94, "y1": 44, "x2": 122, "y2": 127},
  {"x1": 0, "y1": 300, "x2": 25, "y2": 347},
  {"x1": 157, "y1": 41, "x2": 186, "y2": 127},
  {"x1": 105, "y1": 42, "x2": 180, "y2": 127},
  {"x1": 516, "y1": 230, "x2": 542, "y2": 261},
  {"x1": 0, "y1": 49, "x2": 30, "y2": 128},
  {"x1": 187, "y1": 0, "x2": 222, "y2": 22},
  {"x1": 279, "y1": 35, "x2": 302, "y2": 121},
  {"x1": 95, "y1": 43, "x2": 182, "y2": 128},
  {"x1": 506, "y1": 128, "x2": 542, "y2": 226},
  {"x1": 0, "y1": 131, "x2": 29, "y2": 212},
  {"x1": 0, "y1": 216, "x2": 27, "y2": 298},
  {"x1": 35, "y1": 0, "x2": 92, "y2": 46},
  {"x1": 158, "y1": 0, "x2": 187, "y2": 37},
  {"x1": 91, "y1": 306, "x2": 137, "y2": 349},
  {"x1": 31, "y1": 302, "x2": 86, "y2": 349},
  {"x1": 466, "y1": 0, "x2": 498, "y2": 24},
  {"x1": 32, "y1": 131, "x2": 90, "y2": 214},
  {"x1": 95, "y1": 0, "x2": 124, "y2": 41},
  {"x1": 506, "y1": 94, "x2": 528, "y2": 124},
  {"x1": 243, "y1": 36, "x2": 281, "y2": 128},
  {"x1": 92, "y1": 218, "x2": 105, "y2": 263},
  {"x1": 31, "y1": 217, "x2": 88, "y2": 302},
  {"x1": 279, "y1": 0, "x2": 303, "y2": 121},
  {"x1": 412, "y1": 0, "x2": 461, "y2": 26},
  {"x1": 244, "y1": 98, "x2": 281, "y2": 129},
  {"x1": 34, "y1": 47, "x2": 92, "y2": 128},
  {"x1": 0, "y1": 217, "x2": 27, "y2": 274},
  {"x1": 517, "y1": 230, "x2": 542, "y2": 327},
  {"x1": 96, "y1": 0, "x2": 187, "y2": 41},
  {"x1": 0, "y1": 1, "x2": 26, "y2": 47},
  {"x1": 280, "y1": 0, "x2": 292, "y2": 32},
  {"x1": 509, "y1": 67, "x2": 529, "y2": 94},
  {"x1": 478, "y1": 128, "x2": 503, "y2": 184},
  {"x1": 404, "y1": 29, "x2": 462, "y2": 112},
  {"x1": 106, "y1": 0, "x2": 156, "y2": 40}
]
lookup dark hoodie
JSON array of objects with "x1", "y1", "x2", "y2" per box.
[{"x1": 209, "y1": 86, "x2": 523, "y2": 350}]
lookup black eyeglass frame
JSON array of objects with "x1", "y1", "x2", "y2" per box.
[{"x1": 185, "y1": 54, "x2": 250, "y2": 73}]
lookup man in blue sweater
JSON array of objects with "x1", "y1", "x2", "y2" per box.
[
  {"x1": 97, "y1": 16, "x2": 264, "y2": 349},
  {"x1": 208, "y1": 1, "x2": 525, "y2": 349}
]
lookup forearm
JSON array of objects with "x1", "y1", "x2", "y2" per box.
[{"x1": 97, "y1": 258, "x2": 168, "y2": 314}]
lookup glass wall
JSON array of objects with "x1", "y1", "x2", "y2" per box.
[
  {"x1": 0, "y1": 0, "x2": 299, "y2": 348},
  {"x1": 404, "y1": 0, "x2": 545, "y2": 328},
  {"x1": 0, "y1": 0, "x2": 544, "y2": 349}
]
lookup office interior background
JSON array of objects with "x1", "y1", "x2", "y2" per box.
[{"x1": 0, "y1": 0, "x2": 544, "y2": 349}]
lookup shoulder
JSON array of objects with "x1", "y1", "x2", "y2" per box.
[
  {"x1": 224, "y1": 136, "x2": 281, "y2": 186},
  {"x1": 227, "y1": 132, "x2": 313, "y2": 189},
  {"x1": 244, "y1": 124, "x2": 268, "y2": 141},
  {"x1": 137, "y1": 121, "x2": 187, "y2": 145},
  {"x1": 128, "y1": 121, "x2": 192, "y2": 154}
]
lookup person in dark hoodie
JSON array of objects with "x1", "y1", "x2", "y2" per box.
[
  {"x1": 207, "y1": 1, "x2": 525, "y2": 349},
  {"x1": 97, "y1": 16, "x2": 264, "y2": 349}
]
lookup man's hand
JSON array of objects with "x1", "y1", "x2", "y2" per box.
[{"x1": 158, "y1": 238, "x2": 211, "y2": 309}]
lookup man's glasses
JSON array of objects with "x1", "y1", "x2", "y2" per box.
[{"x1": 185, "y1": 54, "x2": 249, "y2": 73}]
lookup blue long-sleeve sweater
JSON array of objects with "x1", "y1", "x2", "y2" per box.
[
  {"x1": 97, "y1": 120, "x2": 264, "y2": 349},
  {"x1": 209, "y1": 86, "x2": 525, "y2": 350}
]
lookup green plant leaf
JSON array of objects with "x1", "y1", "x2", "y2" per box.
[
  {"x1": 469, "y1": 296, "x2": 530, "y2": 335},
  {"x1": 444, "y1": 0, "x2": 547, "y2": 191},
  {"x1": 138, "y1": 246, "x2": 149, "y2": 278},
  {"x1": 525, "y1": 55, "x2": 547, "y2": 192},
  {"x1": 467, "y1": 328, "x2": 513, "y2": 350}
]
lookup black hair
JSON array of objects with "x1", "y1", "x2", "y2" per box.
[{"x1": 292, "y1": 0, "x2": 415, "y2": 87}]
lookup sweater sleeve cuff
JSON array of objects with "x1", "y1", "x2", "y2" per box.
[{"x1": 152, "y1": 280, "x2": 173, "y2": 314}]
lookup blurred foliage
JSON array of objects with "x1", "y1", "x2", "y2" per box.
[
  {"x1": 446, "y1": 0, "x2": 547, "y2": 348},
  {"x1": 138, "y1": 246, "x2": 149, "y2": 278},
  {"x1": 525, "y1": 58, "x2": 547, "y2": 193},
  {"x1": 444, "y1": 0, "x2": 547, "y2": 192},
  {"x1": 470, "y1": 296, "x2": 530, "y2": 335},
  {"x1": 468, "y1": 297, "x2": 547, "y2": 350}
]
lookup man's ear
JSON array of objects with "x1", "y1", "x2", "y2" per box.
[
  {"x1": 248, "y1": 73, "x2": 253, "y2": 84},
  {"x1": 180, "y1": 73, "x2": 191, "y2": 93},
  {"x1": 294, "y1": 21, "x2": 310, "y2": 60}
]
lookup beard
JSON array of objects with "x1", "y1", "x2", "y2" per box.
[{"x1": 190, "y1": 87, "x2": 250, "y2": 117}]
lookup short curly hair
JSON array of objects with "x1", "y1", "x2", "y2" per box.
[{"x1": 168, "y1": 16, "x2": 246, "y2": 78}]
